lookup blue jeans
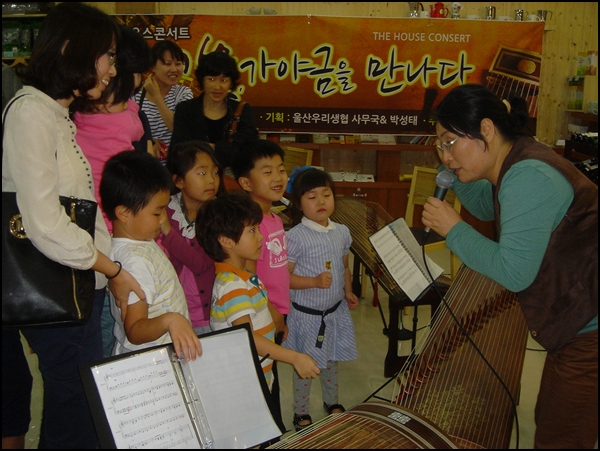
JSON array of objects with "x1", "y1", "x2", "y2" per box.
[
  {"x1": 100, "y1": 290, "x2": 115, "y2": 357},
  {"x1": 21, "y1": 288, "x2": 104, "y2": 449}
]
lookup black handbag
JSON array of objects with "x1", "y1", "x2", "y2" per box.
[{"x1": 2, "y1": 192, "x2": 98, "y2": 329}]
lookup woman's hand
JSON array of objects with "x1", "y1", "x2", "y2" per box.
[
  {"x1": 422, "y1": 197, "x2": 463, "y2": 237},
  {"x1": 143, "y1": 74, "x2": 161, "y2": 104},
  {"x1": 108, "y1": 268, "x2": 145, "y2": 322},
  {"x1": 93, "y1": 253, "x2": 146, "y2": 322}
]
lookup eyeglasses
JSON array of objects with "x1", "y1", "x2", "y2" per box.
[
  {"x1": 436, "y1": 136, "x2": 460, "y2": 155},
  {"x1": 106, "y1": 51, "x2": 117, "y2": 66}
]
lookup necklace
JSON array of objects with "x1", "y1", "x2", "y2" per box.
[{"x1": 180, "y1": 197, "x2": 195, "y2": 229}]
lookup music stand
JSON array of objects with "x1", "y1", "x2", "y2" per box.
[{"x1": 331, "y1": 198, "x2": 447, "y2": 377}]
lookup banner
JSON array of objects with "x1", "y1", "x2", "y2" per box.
[{"x1": 115, "y1": 15, "x2": 544, "y2": 134}]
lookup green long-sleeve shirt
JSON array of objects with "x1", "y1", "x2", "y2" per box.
[
  {"x1": 445, "y1": 159, "x2": 597, "y2": 334},
  {"x1": 446, "y1": 159, "x2": 573, "y2": 292}
]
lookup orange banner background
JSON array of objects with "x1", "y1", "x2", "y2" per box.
[{"x1": 116, "y1": 15, "x2": 544, "y2": 134}]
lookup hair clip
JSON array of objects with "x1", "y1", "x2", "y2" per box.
[{"x1": 285, "y1": 165, "x2": 312, "y2": 194}]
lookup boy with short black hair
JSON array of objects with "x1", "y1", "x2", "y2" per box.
[
  {"x1": 100, "y1": 150, "x2": 202, "y2": 361},
  {"x1": 231, "y1": 140, "x2": 290, "y2": 333},
  {"x1": 231, "y1": 139, "x2": 290, "y2": 424},
  {"x1": 195, "y1": 191, "x2": 319, "y2": 393}
]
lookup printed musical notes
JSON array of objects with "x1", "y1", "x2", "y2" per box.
[
  {"x1": 369, "y1": 218, "x2": 443, "y2": 301},
  {"x1": 85, "y1": 326, "x2": 282, "y2": 449},
  {"x1": 90, "y1": 348, "x2": 201, "y2": 449}
]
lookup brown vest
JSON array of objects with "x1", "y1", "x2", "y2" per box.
[{"x1": 495, "y1": 137, "x2": 598, "y2": 353}]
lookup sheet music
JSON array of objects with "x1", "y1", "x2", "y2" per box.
[
  {"x1": 369, "y1": 218, "x2": 443, "y2": 301},
  {"x1": 88, "y1": 327, "x2": 280, "y2": 449},
  {"x1": 183, "y1": 328, "x2": 281, "y2": 449},
  {"x1": 89, "y1": 347, "x2": 201, "y2": 449}
]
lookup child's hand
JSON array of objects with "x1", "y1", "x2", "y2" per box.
[
  {"x1": 293, "y1": 353, "x2": 321, "y2": 379},
  {"x1": 314, "y1": 272, "x2": 332, "y2": 289},
  {"x1": 270, "y1": 306, "x2": 286, "y2": 335},
  {"x1": 279, "y1": 323, "x2": 289, "y2": 343},
  {"x1": 345, "y1": 291, "x2": 359, "y2": 310},
  {"x1": 167, "y1": 314, "x2": 202, "y2": 361}
]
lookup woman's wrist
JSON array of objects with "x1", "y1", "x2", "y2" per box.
[{"x1": 106, "y1": 261, "x2": 122, "y2": 280}]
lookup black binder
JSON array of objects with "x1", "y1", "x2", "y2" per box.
[{"x1": 80, "y1": 324, "x2": 284, "y2": 449}]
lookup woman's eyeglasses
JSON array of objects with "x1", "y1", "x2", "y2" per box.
[
  {"x1": 436, "y1": 136, "x2": 459, "y2": 155},
  {"x1": 106, "y1": 51, "x2": 117, "y2": 66}
]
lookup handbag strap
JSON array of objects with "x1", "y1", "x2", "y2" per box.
[
  {"x1": 2, "y1": 94, "x2": 27, "y2": 123},
  {"x1": 138, "y1": 88, "x2": 146, "y2": 108},
  {"x1": 228, "y1": 101, "x2": 246, "y2": 143},
  {"x1": 2, "y1": 94, "x2": 28, "y2": 158}
]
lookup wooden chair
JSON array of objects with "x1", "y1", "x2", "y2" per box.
[
  {"x1": 280, "y1": 145, "x2": 313, "y2": 177},
  {"x1": 405, "y1": 166, "x2": 462, "y2": 280}
]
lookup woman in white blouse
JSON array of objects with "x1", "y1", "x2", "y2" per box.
[{"x1": 2, "y1": 3, "x2": 145, "y2": 448}]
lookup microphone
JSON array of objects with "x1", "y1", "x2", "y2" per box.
[{"x1": 422, "y1": 170, "x2": 454, "y2": 245}]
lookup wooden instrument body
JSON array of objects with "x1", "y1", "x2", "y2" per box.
[
  {"x1": 326, "y1": 198, "x2": 530, "y2": 449},
  {"x1": 392, "y1": 265, "x2": 529, "y2": 449},
  {"x1": 268, "y1": 401, "x2": 459, "y2": 449}
]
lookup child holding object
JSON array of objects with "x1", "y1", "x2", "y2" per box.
[{"x1": 284, "y1": 167, "x2": 359, "y2": 431}]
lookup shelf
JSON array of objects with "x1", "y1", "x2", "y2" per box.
[
  {"x1": 3, "y1": 10, "x2": 48, "y2": 59},
  {"x1": 2, "y1": 55, "x2": 30, "y2": 61},
  {"x1": 565, "y1": 75, "x2": 598, "y2": 112},
  {"x1": 2, "y1": 14, "x2": 47, "y2": 18},
  {"x1": 568, "y1": 112, "x2": 598, "y2": 123},
  {"x1": 567, "y1": 111, "x2": 598, "y2": 134},
  {"x1": 336, "y1": 181, "x2": 410, "y2": 189},
  {"x1": 564, "y1": 139, "x2": 598, "y2": 160},
  {"x1": 286, "y1": 142, "x2": 436, "y2": 152}
]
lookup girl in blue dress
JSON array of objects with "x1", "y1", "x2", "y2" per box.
[{"x1": 284, "y1": 168, "x2": 359, "y2": 431}]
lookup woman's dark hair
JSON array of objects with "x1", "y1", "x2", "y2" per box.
[
  {"x1": 433, "y1": 84, "x2": 530, "y2": 147},
  {"x1": 151, "y1": 40, "x2": 185, "y2": 65},
  {"x1": 23, "y1": 2, "x2": 119, "y2": 100},
  {"x1": 72, "y1": 25, "x2": 151, "y2": 114},
  {"x1": 290, "y1": 168, "x2": 336, "y2": 225},
  {"x1": 195, "y1": 50, "x2": 240, "y2": 91},
  {"x1": 195, "y1": 190, "x2": 263, "y2": 262},
  {"x1": 166, "y1": 140, "x2": 225, "y2": 197},
  {"x1": 111, "y1": 25, "x2": 152, "y2": 103}
]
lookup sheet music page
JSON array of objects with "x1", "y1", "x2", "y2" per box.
[
  {"x1": 369, "y1": 218, "x2": 443, "y2": 301},
  {"x1": 183, "y1": 327, "x2": 281, "y2": 449},
  {"x1": 89, "y1": 348, "x2": 201, "y2": 449}
]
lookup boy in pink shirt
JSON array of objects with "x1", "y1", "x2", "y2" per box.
[{"x1": 232, "y1": 139, "x2": 290, "y2": 425}]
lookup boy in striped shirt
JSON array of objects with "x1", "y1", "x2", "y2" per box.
[{"x1": 195, "y1": 191, "x2": 320, "y2": 392}]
